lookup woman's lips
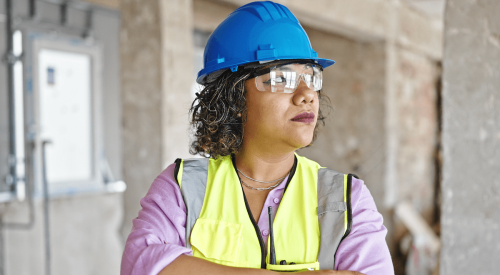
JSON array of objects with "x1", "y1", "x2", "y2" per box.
[{"x1": 291, "y1": 112, "x2": 315, "y2": 124}]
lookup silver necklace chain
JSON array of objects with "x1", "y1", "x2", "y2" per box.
[
  {"x1": 240, "y1": 179, "x2": 283, "y2": 191},
  {"x1": 237, "y1": 168, "x2": 288, "y2": 184}
]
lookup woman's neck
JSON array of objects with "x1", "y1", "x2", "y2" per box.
[{"x1": 234, "y1": 144, "x2": 295, "y2": 189}]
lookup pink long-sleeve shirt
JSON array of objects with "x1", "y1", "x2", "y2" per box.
[{"x1": 121, "y1": 163, "x2": 394, "y2": 275}]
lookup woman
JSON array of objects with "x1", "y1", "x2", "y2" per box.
[{"x1": 121, "y1": 1, "x2": 393, "y2": 274}]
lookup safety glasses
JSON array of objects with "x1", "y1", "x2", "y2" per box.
[{"x1": 250, "y1": 63, "x2": 323, "y2": 93}]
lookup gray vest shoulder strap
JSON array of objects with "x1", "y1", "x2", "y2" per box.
[
  {"x1": 174, "y1": 158, "x2": 209, "y2": 249},
  {"x1": 317, "y1": 168, "x2": 355, "y2": 270}
]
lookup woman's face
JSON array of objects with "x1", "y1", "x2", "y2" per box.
[{"x1": 243, "y1": 64, "x2": 320, "y2": 152}]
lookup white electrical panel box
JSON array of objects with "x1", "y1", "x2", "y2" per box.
[
  {"x1": 38, "y1": 49, "x2": 94, "y2": 185},
  {"x1": 30, "y1": 37, "x2": 107, "y2": 196}
]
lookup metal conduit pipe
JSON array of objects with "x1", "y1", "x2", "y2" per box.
[
  {"x1": 42, "y1": 141, "x2": 51, "y2": 275},
  {"x1": 5, "y1": 0, "x2": 16, "y2": 195},
  {"x1": 0, "y1": 2, "x2": 36, "y2": 275},
  {"x1": 2, "y1": 145, "x2": 37, "y2": 231},
  {"x1": 29, "y1": 0, "x2": 37, "y2": 19},
  {"x1": 2, "y1": 0, "x2": 36, "y2": 232}
]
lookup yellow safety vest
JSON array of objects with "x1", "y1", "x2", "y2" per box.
[{"x1": 174, "y1": 153, "x2": 356, "y2": 271}]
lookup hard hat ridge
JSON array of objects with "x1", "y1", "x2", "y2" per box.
[
  {"x1": 197, "y1": 1, "x2": 335, "y2": 85},
  {"x1": 237, "y1": 1, "x2": 299, "y2": 23}
]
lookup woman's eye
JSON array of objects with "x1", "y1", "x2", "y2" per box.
[
  {"x1": 264, "y1": 76, "x2": 286, "y2": 84},
  {"x1": 274, "y1": 76, "x2": 286, "y2": 83}
]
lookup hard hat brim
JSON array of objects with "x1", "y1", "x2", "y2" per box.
[{"x1": 197, "y1": 57, "x2": 335, "y2": 85}]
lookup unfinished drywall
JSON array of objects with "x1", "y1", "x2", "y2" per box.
[{"x1": 441, "y1": 0, "x2": 500, "y2": 274}]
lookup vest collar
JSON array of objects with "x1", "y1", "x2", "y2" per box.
[{"x1": 230, "y1": 153, "x2": 298, "y2": 193}]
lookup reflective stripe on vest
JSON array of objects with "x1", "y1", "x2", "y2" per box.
[
  {"x1": 174, "y1": 154, "x2": 353, "y2": 271},
  {"x1": 174, "y1": 158, "x2": 209, "y2": 250}
]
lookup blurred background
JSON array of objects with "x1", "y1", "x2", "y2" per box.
[{"x1": 0, "y1": 0, "x2": 498, "y2": 274}]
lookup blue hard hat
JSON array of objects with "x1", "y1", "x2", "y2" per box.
[{"x1": 197, "y1": 1, "x2": 335, "y2": 84}]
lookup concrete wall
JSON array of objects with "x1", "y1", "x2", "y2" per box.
[
  {"x1": 120, "y1": 0, "x2": 164, "y2": 239},
  {"x1": 120, "y1": 0, "x2": 194, "y2": 239},
  {"x1": 441, "y1": 0, "x2": 500, "y2": 274},
  {"x1": 159, "y1": 0, "x2": 194, "y2": 168}
]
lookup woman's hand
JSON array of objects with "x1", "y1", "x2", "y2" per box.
[{"x1": 160, "y1": 255, "x2": 366, "y2": 275}]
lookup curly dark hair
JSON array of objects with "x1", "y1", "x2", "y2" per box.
[{"x1": 189, "y1": 64, "x2": 331, "y2": 159}]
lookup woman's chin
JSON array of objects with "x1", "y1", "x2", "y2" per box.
[{"x1": 285, "y1": 133, "x2": 314, "y2": 150}]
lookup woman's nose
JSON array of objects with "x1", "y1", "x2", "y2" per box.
[{"x1": 292, "y1": 79, "x2": 315, "y2": 105}]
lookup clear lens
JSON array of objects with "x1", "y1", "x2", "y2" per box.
[{"x1": 255, "y1": 63, "x2": 322, "y2": 93}]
